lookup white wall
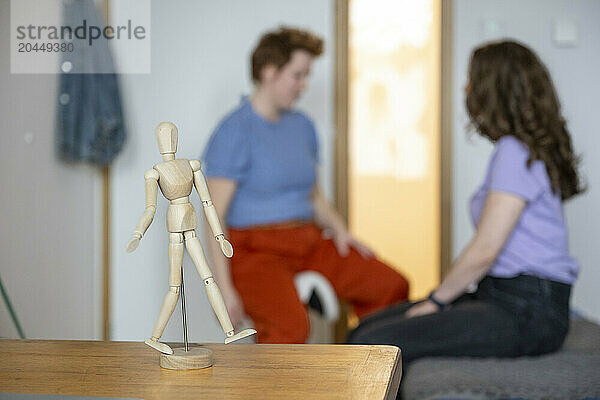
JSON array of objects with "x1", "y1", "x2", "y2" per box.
[
  {"x1": 110, "y1": 0, "x2": 334, "y2": 342},
  {"x1": 452, "y1": 0, "x2": 600, "y2": 322},
  {"x1": 0, "y1": 0, "x2": 102, "y2": 340}
]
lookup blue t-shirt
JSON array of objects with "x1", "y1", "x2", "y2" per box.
[
  {"x1": 202, "y1": 97, "x2": 319, "y2": 228},
  {"x1": 470, "y1": 135, "x2": 579, "y2": 284}
]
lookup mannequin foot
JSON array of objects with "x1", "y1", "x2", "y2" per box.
[
  {"x1": 145, "y1": 338, "x2": 173, "y2": 354},
  {"x1": 224, "y1": 328, "x2": 257, "y2": 344}
]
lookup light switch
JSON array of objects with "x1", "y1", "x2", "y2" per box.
[
  {"x1": 24, "y1": 132, "x2": 34, "y2": 144},
  {"x1": 482, "y1": 19, "x2": 506, "y2": 40},
  {"x1": 553, "y1": 20, "x2": 578, "y2": 47}
]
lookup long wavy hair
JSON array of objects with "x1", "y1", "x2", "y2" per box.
[{"x1": 466, "y1": 40, "x2": 584, "y2": 200}]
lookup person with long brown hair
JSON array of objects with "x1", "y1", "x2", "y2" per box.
[
  {"x1": 201, "y1": 27, "x2": 409, "y2": 344},
  {"x1": 348, "y1": 41, "x2": 584, "y2": 366}
]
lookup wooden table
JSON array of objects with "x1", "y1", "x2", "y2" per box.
[{"x1": 0, "y1": 340, "x2": 401, "y2": 399}]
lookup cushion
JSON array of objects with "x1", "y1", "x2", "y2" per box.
[{"x1": 401, "y1": 318, "x2": 600, "y2": 400}]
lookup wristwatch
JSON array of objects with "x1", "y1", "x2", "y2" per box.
[{"x1": 427, "y1": 290, "x2": 448, "y2": 311}]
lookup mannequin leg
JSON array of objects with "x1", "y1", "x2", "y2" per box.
[
  {"x1": 183, "y1": 230, "x2": 255, "y2": 343},
  {"x1": 145, "y1": 232, "x2": 183, "y2": 354},
  {"x1": 183, "y1": 230, "x2": 233, "y2": 334}
]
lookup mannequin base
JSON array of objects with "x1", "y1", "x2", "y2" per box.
[{"x1": 159, "y1": 346, "x2": 213, "y2": 370}]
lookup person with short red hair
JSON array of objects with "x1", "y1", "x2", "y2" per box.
[{"x1": 202, "y1": 27, "x2": 409, "y2": 344}]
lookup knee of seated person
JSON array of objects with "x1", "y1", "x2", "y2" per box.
[
  {"x1": 261, "y1": 313, "x2": 310, "y2": 344},
  {"x1": 400, "y1": 277, "x2": 410, "y2": 299},
  {"x1": 287, "y1": 314, "x2": 310, "y2": 344},
  {"x1": 387, "y1": 274, "x2": 409, "y2": 303}
]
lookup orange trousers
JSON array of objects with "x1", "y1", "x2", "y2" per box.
[{"x1": 229, "y1": 223, "x2": 409, "y2": 343}]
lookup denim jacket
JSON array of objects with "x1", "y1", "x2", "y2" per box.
[{"x1": 56, "y1": 0, "x2": 126, "y2": 165}]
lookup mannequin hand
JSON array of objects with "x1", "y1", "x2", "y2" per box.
[
  {"x1": 405, "y1": 300, "x2": 439, "y2": 318},
  {"x1": 328, "y1": 229, "x2": 374, "y2": 259},
  {"x1": 216, "y1": 235, "x2": 234, "y2": 258},
  {"x1": 126, "y1": 233, "x2": 142, "y2": 253},
  {"x1": 221, "y1": 285, "x2": 245, "y2": 329}
]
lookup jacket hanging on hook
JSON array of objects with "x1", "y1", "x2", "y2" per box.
[{"x1": 56, "y1": 0, "x2": 126, "y2": 165}]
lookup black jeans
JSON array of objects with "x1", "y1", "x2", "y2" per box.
[{"x1": 347, "y1": 275, "x2": 571, "y2": 366}]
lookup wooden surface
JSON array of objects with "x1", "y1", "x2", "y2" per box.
[{"x1": 0, "y1": 340, "x2": 401, "y2": 399}]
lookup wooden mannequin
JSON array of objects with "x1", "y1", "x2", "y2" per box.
[{"x1": 126, "y1": 122, "x2": 256, "y2": 356}]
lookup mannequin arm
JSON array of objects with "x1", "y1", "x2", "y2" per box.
[
  {"x1": 126, "y1": 168, "x2": 159, "y2": 253},
  {"x1": 190, "y1": 160, "x2": 233, "y2": 257},
  {"x1": 203, "y1": 177, "x2": 247, "y2": 328}
]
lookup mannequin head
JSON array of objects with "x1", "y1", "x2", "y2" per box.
[{"x1": 155, "y1": 121, "x2": 178, "y2": 155}]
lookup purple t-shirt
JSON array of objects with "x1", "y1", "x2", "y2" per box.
[{"x1": 470, "y1": 135, "x2": 578, "y2": 284}]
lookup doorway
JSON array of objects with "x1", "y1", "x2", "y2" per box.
[{"x1": 336, "y1": 0, "x2": 452, "y2": 300}]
